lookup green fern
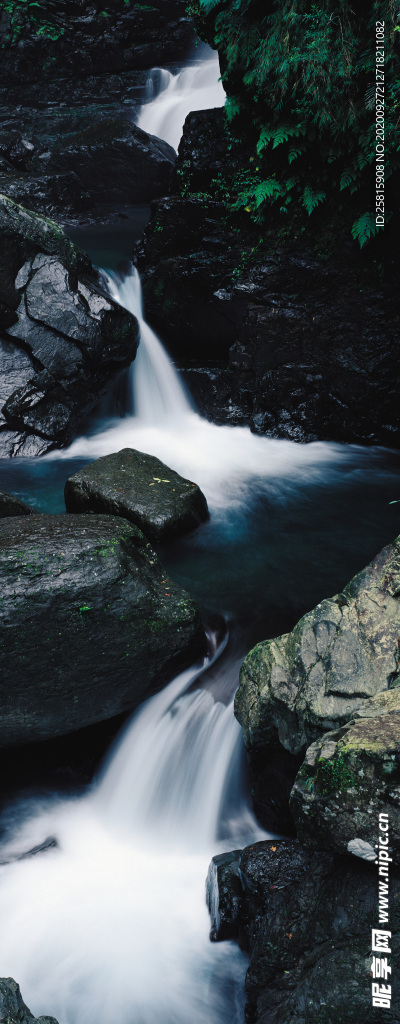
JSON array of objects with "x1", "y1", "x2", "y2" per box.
[
  {"x1": 254, "y1": 178, "x2": 281, "y2": 206},
  {"x1": 351, "y1": 212, "x2": 378, "y2": 248},
  {"x1": 302, "y1": 186, "x2": 326, "y2": 214},
  {"x1": 340, "y1": 169, "x2": 356, "y2": 190}
]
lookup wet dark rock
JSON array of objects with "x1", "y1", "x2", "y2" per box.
[
  {"x1": 0, "y1": 490, "x2": 37, "y2": 518},
  {"x1": 206, "y1": 850, "x2": 242, "y2": 941},
  {"x1": 235, "y1": 534, "x2": 400, "y2": 760},
  {"x1": 0, "y1": 978, "x2": 58, "y2": 1024},
  {"x1": 64, "y1": 448, "x2": 209, "y2": 543},
  {"x1": 0, "y1": 1, "x2": 194, "y2": 95},
  {"x1": 0, "y1": 514, "x2": 206, "y2": 747},
  {"x1": 1, "y1": 120, "x2": 176, "y2": 220},
  {"x1": 0, "y1": 194, "x2": 138, "y2": 455},
  {"x1": 290, "y1": 687, "x2": 400, "y2": 863},
  {"x1": 208, "y1": 839, "x2": 400, "y2": 1023},
  {"x1": 135, "y1": 109, "x2": 399, "y2": 447},
  {"x1": 0, "y1": 836, "x2": 58, "y2": 866}
]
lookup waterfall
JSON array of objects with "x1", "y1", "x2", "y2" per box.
[
  {"x1": 59, "y1": 264, "x2": 354, "y2": 514},
  {"x1": 0, "y1": 641, "x2": 266, "y2": 1024},
  {"x1": 103, "y1": 267, "x2": 193, "y2": 423},
  {"x1": 137, "y1": 50, "x2": 226, "y2": 151}
]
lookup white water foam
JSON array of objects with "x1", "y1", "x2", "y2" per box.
[
  {"x1": 0, "y1": 651, "x2": 265, "y2": 1024},
  {"x1": 137, "y1": 50, "x2": 226, "y2": 151},
  {"x1": 54, "y1": 267, "x2": 359, "y2": 513}
]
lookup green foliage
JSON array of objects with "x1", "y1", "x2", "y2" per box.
[
  {"x1": 193, "y1": 0, "x2": 399, "y2": 246},
  {"x1": 0, "y1": 0, "x2": 65, "y2": 42},
  {"x1": 312, "y1": 753, "x2": 357, "y2": 795},
  {"x1": 351, "y1": 211, "x2": 378, "y2": 248}
]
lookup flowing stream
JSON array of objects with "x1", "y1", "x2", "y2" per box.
[
  {"x1": 0, "y1": 638, "x2": 265, "y2": 1024},
  {"x1": 0, "y1": 44, "x2": 399, "y2": 1024},
  {"x1": 1, "y1": 264, "x2": 399, "y2": 1024}
]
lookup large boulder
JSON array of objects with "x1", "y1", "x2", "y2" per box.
[
  {"x1": 0, "y1": 978, "x2": 58, "y2": 1024},
  {"x1": 0, "y1": 194, "x2": 138, "y2": 455},
  {"x1": 1, "y1": 120, "x2": 176, "y2": 220},
  {"x1": 0, "y1": 514, "x2": 205, "y2": 746},
  {"x1": 207, "y1": 840, "x2": 400, "y2": 1024},
  {"x1": 290, "y1": 686, "x2": 400, "y2": 863},
  {"x1": 64, "y1": 448, "x2": 209, "y2": 543},
  {"x1": 235, "y1": 535, "x2": 400, "y2": 759}
]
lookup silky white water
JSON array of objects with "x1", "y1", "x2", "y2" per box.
[
  {"x1": 56, "y1": 266, "x2": 362, "y2": 515},
  {"x1": 137, "y1": 49, "x2": 226, "y2": 151},
  {"x1": 0, "y1": 647, "x2": 265, "y2": 1024}
]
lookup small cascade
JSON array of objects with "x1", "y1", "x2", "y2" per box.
[
  {"x1": 137, "y1": 50, "x2": 226, "y2": 151},
  {"x1": 0, "y1": 643, "x2": 265, "y2": 1024},
  {"x1": 95, "y1": 651, "x2": 263, "y2": 850},
  {"x1": 102, "y1": 267, "x2": 193, "y2": 422},
  {"x1": 144, "y1": 66, "x2": 173, "y2": 102},
  {"x1": 59, "y1": 264, "x2": 353, "y2": 515}
]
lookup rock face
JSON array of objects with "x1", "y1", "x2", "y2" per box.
[
  {"x1": 1, "y1": 120, "x2": 176, "y2": 222},
  {"x1": 290, "y1": 687, "x2": 400, "y2": 863},
  {"x1": 0, "y1": 194, "x2": 138, "y2": 455},
  {"x1": 0, "y1": 514, "x2": 205, "y2": 746},
  {"x1": 207, "y1": 840, "x2": 400, "y2": 1024},
  {"x1": 235, "y1": 535, "x2": 400, "y2": 759},
  {"x1": 0, "y1": 0, "x2": 194, "y2": 96},
  {"x1": 0, "y1": 491, "x2": 37, "y2": 518},
  {"x1": 64, "y1": 448, "x2": 209, "y2": 543},
  {"x1": 0, "y1": 977, "x2": 58, "y2": 1024},
  {"x1": 135, "y1": 109, "x2": 399, "y2": 447}
]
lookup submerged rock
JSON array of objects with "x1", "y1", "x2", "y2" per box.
[
  {"x1": 0, "y1": 514, "x2": 205, "y2": 746},
  {"x1": 207, "y1": 839, "x2": 400, "y2": 1024},
  {"x1": 290, "y1": 687, "x2": 400, "y2": 862},
  {"x1": 0, "y1": 194, "x2": 138, "y2": 455},
  {"x1": 235, "y1": 535, "x2": 400, "y2": 759},
  {"x1": 64, "y1": 448, "x2": 209, "y2": 543},
  {"x1": 0, "y1": 977, "x2": 58, "y2": 1023},
  {"x1": 0, "y1": 490, "x2": 37, "y2": 517}
]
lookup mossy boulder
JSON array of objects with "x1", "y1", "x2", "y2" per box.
[
  {"x1": 0, "y1": 977, "x2": 58, "y2": 1023},
  {"x1": 64, "y1": 448, "x2": 209, "y2": 543},
  {"x1": 0, "y1": 514, "x2": 205, "y2": 747},
  {"x1": 235, "y1": 535, "x2": 400, "y2": 758},
  {"x1": 290, "y1": 687, "x2": 400, "y2": 862},
  {"x1": 0, "y1": 194, "x2": 138, "y2": 455}
]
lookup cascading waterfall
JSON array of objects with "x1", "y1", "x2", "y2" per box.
[
  {"x1": 103, "y1": 267, "x2": 193, "y2": 422},
  {"x1": 0, "y1": 37, "x2": 384, "y2": 1024},
  {"x1": 0, "y1": 641, "x2": 266, "y2": 1024},
  {"x1": 137, "y1": 49, "x2": 226, "y2": 151},
  {"x1": 61, "y1": 265, "x2": 357, "y2": 515}
]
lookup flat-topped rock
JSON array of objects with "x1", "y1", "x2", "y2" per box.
[
  {"x1": 64, "y1": 448, "x2": 209, "y2": 543},
  {"x1": 0, "y1": 514, "x2": 205, "y2": 746}
]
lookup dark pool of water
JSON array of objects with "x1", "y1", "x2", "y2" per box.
[
  {"x1": 65, "y1": 204, "x2": 151, "y2": 269},
  {"x1": 1, "y1": 446, "x2": 399, "y2": 660}
]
